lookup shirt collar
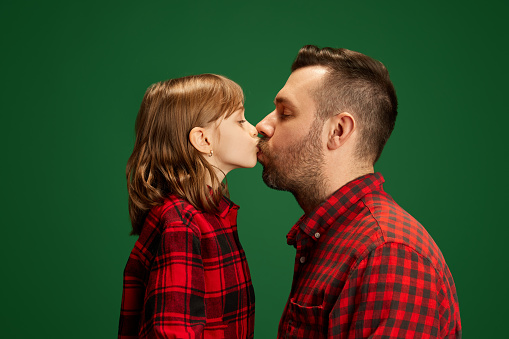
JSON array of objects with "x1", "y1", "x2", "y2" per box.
[
  {"x1": 206, "y1": 185, "x2": 239, "y2": 218},
  {"x1": 217, "y1": 195, "x2": 239, "y2": 218},
  {"x1": 287, "y1": 172, "x2": 385, "y2": 246}
]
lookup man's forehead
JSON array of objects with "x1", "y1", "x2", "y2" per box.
[
  {"x1": 289, "y1": 66, "x2": 328, "y2": 85},
  {"x1": 275, "y1": 66, "x2": 328, "y2": 105},
  {"x1": 283, "y1": 67, "x2": 327, "y2": 92}
]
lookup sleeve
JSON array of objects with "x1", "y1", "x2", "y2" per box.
[
  {"x1": 142, "y1": 219, "x2": 207, "y2": 339},
  {"x1": 328, "y1": 242, "x2": 452, "y2": 338}
]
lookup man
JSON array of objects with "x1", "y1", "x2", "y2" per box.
[{"x1": 256, "y1": 45, "x2": 461, "y2": 338}]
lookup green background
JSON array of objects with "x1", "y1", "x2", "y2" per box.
[{"x1": 2, "y1": 0, "x2": 507, "y2": 337}]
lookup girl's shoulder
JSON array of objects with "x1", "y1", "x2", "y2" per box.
[
  {"x1": 151, "y1": 194, "x2": 199, "y2": 222},
  {"x1": 147, "y1": 195, "x2": 208, "y2": 236},
  {"x1": 145, "y1": 194, "x2": 237, "y2": 237}
]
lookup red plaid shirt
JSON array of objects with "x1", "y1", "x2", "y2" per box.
[
  {"x1": 278, "y1": 173, "x2": 461, "y2": 338},
  {"x1": 119, "y1": 195, "x2": 255, "y2": 339}
]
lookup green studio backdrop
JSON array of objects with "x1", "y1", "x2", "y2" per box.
[{"x1": 2, "y1": 0, "x2": 507, "y2": 337}]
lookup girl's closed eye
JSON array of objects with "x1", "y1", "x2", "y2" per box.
[{"x1": 238, "y1": 119, "x2": 246, "y2": 124}]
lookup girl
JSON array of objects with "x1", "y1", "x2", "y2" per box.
[{"x1": 119, "y1": 74, "x2": 258, "y2": 339}]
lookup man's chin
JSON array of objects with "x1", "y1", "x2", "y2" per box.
[
  {"x1": 256, "y1": 151, "x2": 266, "y2": 165},
  {"x1": 261, "y1": 167, "x2": 287, "y2": 192}
]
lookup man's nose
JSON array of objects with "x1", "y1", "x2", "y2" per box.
[{"x1": 256, "y1": 111, "x2": 276, "y2": 138}]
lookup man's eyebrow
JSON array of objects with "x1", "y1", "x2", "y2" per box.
[{"x1": 274, "y1": 96, "x2": 294, "y2": 107}]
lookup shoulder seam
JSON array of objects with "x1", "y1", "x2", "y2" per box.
[
  {"x1": 159, "y1": 204, "x2": 202, "y2": 238},
  {"x1": 358, "y1": 196, "x2": 386, "y2": 245},
  {"x1": 349, "y1": 241, "x2": 442, "y2": 283}
]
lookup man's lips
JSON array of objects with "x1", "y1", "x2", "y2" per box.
[
  {"x1": 256, "y1": 147, "x2": 265, "y2": 162},
  {"x1": 257, "y1": 139, "x2": 268, "y2": 163}
]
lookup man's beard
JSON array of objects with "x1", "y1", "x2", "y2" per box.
[{"x1": 258, "y1": 118, "x2": 328, "y2": 210}]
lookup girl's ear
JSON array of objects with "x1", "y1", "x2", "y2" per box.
[{"x1": 189, "y1": 127, "x2": 212, "y2": 154}]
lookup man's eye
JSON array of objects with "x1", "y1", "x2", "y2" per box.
[{"x1": 280, "y1": 111, "x2": 292, "y2": 119}]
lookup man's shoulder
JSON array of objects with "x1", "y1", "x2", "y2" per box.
[
  {"x1": 359, "y1": 190, "x2": 447, "y2": 272},
  {"x1": 361, "y1": 189, "x2": 420, "y2": 232}
]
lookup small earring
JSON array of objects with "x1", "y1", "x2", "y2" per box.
[{"x1": 208, "y1": 150, "x2": 213, "y2": 157}]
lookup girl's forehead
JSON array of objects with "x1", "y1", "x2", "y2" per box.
[{"x1": 230, "y1": 107, "x2": 245, "y2": 116}]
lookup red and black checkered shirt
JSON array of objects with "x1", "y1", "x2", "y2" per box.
[
  {"x1": 119, "y1": 195, "x2": 255, "y2": 339},
  {"x1": 278, "y1": 173, "x2": 461, "y2": 338}
]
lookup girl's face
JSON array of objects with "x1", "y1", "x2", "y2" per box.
[{"x1": 210, "y1": 108, "x2": 259, "y2": 174}]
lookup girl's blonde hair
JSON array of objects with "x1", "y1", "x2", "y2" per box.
[{"x1": 126, "y1": 74, "x2": 244, "y2": 235}]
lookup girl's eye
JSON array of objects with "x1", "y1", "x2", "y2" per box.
[{"x1": 238, "y1": 119, "x2": 246, "y2": 124}]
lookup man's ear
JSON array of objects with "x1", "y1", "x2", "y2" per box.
[
  {"x1": 327, "y1": 112, "x2": 356, "y2": 150},
  {"x1": 189, "y1": 127, "x2": 212, "y2": 154}
]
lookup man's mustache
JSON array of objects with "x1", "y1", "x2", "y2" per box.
[
  {"x1": 257, "y1": 136, "x2": 268, "y2": 146},
  {"x1": 257, "y1": 136, "x2": 269, "y2": 152}
]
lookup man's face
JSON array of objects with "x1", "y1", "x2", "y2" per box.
[{"x1": 256, "y1": 66, "x2": 328, "y2": 198}]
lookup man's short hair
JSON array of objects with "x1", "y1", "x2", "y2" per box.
[{"x1": 292, "y1": 45, "x2": 398, "y2": 164}]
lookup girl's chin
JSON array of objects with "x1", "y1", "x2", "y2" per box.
[{"x1": 234, "y1": 159, "x2": 258, "y2": 170}]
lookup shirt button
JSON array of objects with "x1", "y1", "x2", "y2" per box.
[
  {"x1": 314, "y1": 232, "x2": 321, "y2": 239},
  {"x1": 300, "y1": 256, "x2": 306, "y2": 264}
]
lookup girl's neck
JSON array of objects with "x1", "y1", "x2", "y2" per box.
[{"x1": 204, "y1": 166, "x2": 227, "y2": 186}]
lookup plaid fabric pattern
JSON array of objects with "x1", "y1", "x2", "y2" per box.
[
  {"x1": 119, "y1": 195, "x2": 255, "y2": 339},
  {"x1": 278, "y1": 173, "x2": 461, "y2": 338}
]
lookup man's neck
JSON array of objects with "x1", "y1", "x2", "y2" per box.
[{"x1": 296, "y1": 166, "x2": 374, "y2": 215}]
